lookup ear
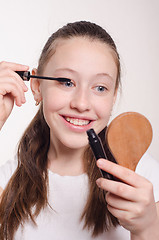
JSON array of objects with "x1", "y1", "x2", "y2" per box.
[{"x1": 30, "y1": 68, "x2": 43, "y2": 103}]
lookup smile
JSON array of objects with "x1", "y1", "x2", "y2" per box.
[{"x1": 64, "y1": 117, "x2": 91, "y2": 126}]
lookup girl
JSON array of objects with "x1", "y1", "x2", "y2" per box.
[{"x1": 0, "y1": 21, "x2": 159, "y2": 240}]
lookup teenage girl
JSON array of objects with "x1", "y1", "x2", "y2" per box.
[{"x1": 0, "y1": 21, "x2": 159, "y2": 240}]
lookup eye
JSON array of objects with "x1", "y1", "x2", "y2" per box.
[
  {"x1": 62, "y1": 80, "x2": 74, "y2": 88},
  {"x1": 94, "y1": 86, "x2": 107, "y2": 92}
]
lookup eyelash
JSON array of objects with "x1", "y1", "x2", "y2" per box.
[{"x1": 61, "y1": 80, "x2": 75, "y2": 87}]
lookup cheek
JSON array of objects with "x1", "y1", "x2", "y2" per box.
[
  {"x1": 94, "y1": 97, "x2": 114, "y2": 120},
  {"x1": 42, "y1": 88, "x2": 67, "y2": 113},
  {"x1": 42, "y1": 90, "x2": 68, "y2": 130}
]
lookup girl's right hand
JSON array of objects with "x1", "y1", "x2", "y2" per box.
[{"x1": 0, "y1": 61, "x2": 29, "y2": 129}]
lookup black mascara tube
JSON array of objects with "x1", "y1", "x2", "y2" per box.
[{"x1": 87, "y1": 128, "x2": 116, "y2": 180}]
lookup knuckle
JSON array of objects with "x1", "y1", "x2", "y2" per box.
[
  {"x1": 0, "y1": 61, "x2": 10, "y2": 71},
  {"x1": 134, "y1": 205, "x2": 143, "y2": 216},
  {"x1": 141, "y1": 192, "x2": 152, "y2": 207},
  {"x1": 116, "y1": 184, "x2": 125, "y2": 196},
  {"x1": 9, "y1": 83, "x2": 20, "y2": 96},
  {"x1": 11, "y1": 75, "x2": 17, "y2": 82},
  {"x1": 5, "y1": 68, "x2": 15, "y2": 77},
  {"x1": 100, "y1": 179, "x2": 105, "y2": 189},
  {"x1": 141, "y1": 182, "x2": 153, "y2": 204},
  {"x1": 0, "y1": 66, "x2": 11, "y2": 76},
  {"x1": 105, "y1": 192, "x2": 111, "y2": 203},
  {"x1": 143, "y1": 197, "x2": 150, "y2": 207},
  {"x1": 146, "y1": 181, "x2": 153, "y2": 193},
  {"x1": 0, "y1": 61, "x2": 7, "y2": 67},
  {"x1": 99, "y1": 179, "x2": 108, "y2": 191},
  {"x1": 123, "y1": 168, "x2": 133, "y2": 179},
  {"x1": 9, "y1": 80, "x2": 16, "y2": 88},
  {"x1": 0, "y1": 89, "x2": 6, "y2": 96},
  {"x1": 120, "y1": 211, "x2": 130, "y2": 222}
]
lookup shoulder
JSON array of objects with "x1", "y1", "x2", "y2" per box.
[
  {"x1": 0, "y1": 158, "x2": 18, "y2": 190},
  {"x1": 136, "y1": 152, "x2": 159, "y2": 176},
  {"x1": 136, "y1": 152, "x2": 159, "y2": 202}
]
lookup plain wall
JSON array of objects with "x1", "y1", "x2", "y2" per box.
[{"x1": 0, "y1": 0, "x2": 159, "y2": 165}]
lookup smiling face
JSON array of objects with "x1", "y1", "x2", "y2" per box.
[{"x1": 31, "y1": 37, "x2": 118, "y2": 150}]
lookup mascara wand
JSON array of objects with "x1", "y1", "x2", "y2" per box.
[{"x1": 16, "y1": 71, "x2": 71, "y2": 83}]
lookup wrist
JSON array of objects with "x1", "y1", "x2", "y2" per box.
[
  {"x1": 131, "y1": 218, "x2": 159, "y2": 240},
  {"x1": 0, "y1": 120, "x2": 5, "y2": 130}
]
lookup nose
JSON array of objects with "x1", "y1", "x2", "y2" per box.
[{"x1": 70, "y1": 88, "x2": 91, "y2": 112}]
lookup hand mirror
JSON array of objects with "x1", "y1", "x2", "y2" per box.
[{"x1": 105, "y1": 112, "x2": 153, "y2": 171}]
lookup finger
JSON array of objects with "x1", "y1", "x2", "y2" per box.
[
  {"x1": 0, "y1": 81, "x2": 26, "y2": 106},
  {"x1": 107, "y1": 204, "x2": 130, "y2": 221},
  {"x1": 0, "y1": 63, "x2": 29, "y2": 92},
  {"x1": 96, "y1": 177, "x2": 138, "y2": 201},
  {"x1": 0, "y1": 68, "x2": 28, "y2": 97},
  {"x1": 96, "y1": 159, "x2": 146, "y2": 187},
  {"x1": 1, "y1": 69, "x2": 28, "y2": 92},
  {"x1": 106, "y1": 192, "x2": 135, "y2": 211},
  {"x1": 14, "y1": 71, "x2": 28, "y2": 92},
  {"x1": 0, "y1": 67, "x2": 28, "y2": 92},
  {"x1": 0, "y1": 61, "x2": 29, "y2": 72}
]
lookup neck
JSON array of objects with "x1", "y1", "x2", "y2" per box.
[{"x1": 47, "y1": 141, "x2": 86, "y2": 176}]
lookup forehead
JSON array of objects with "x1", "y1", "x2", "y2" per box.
[
  {"x1": 54, "y1": 37, "x2": 116, "y2": 59},
  {"x1": 43, "y1": 37, "x2": 118, "y2": 79}
]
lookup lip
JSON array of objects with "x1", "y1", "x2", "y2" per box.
[
  {"x1": 62, "y1": 114, "x2": 95, "y2": 121},
  {"x1": 60, "y1": 114, "x2": 95, "y2": 132}
]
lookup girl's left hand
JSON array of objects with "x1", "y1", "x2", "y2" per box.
[{"x1": 96, "y1": 159, "x2": 159, "y2": 238}]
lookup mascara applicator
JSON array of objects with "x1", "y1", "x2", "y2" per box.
[{"x1": 16, "y1": 71, "x2": 71, "y2": 83}]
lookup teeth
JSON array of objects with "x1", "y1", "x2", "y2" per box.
[{"x1": 65, "y1": 117, "x2": 90, "y2": 126}]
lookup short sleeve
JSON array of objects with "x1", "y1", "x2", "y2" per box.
[
  {"x1": 0, "y1": 159, "x2": 18, "y2": 190},
  {"x1": 136, "y1": 152, "x2": 159, "y2": 202}
]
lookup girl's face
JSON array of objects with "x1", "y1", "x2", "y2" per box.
[{"x1": 32, "y1": 37, "x2": 118, "y2": 150}]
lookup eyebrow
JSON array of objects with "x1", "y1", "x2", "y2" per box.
[
  {"x1": 54, "y1": 68, "x2": 77, "y2": 74},
  {"x1": 54, "y1": 68, "x2": 114, "y2": 80},
  {"x1": 95, "y1": 73, "x2": 114, "y2": 81}
]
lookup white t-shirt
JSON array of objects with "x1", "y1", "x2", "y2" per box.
[{"x1": 0, "y1": 152, "x2": 159, "y2": 240}]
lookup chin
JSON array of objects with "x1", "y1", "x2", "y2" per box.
[
  {"x1": 64, "y1": 141, "x2": 88, "y2": 150},
  {"x1": 61, "y1": 135, "x2": 88, "y2": 150}
]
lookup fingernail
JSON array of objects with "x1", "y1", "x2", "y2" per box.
[
  {"x1": 96, "y1": 179, "x2": 101, "y2": 187},
  {"x1": 97, "y1": 159, "x2": 103, "y2": 168}
]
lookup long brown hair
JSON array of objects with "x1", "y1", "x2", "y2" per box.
[{"x1": 0, "y1": 21, "x2": 121, "y2": 239}]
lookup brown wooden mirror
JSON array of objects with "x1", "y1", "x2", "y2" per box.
[{"x1": 105, "y1": 112, "x2": 153, "y2": 171}]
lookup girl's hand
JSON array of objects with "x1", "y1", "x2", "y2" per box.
[
  {"x1": 96, "y1": 159, "x2": 159, "y2": 239},
  {"x1": 0, "y1": 61, "x2": 29, "y2": 129}
]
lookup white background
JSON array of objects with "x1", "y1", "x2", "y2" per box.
[{"x1": 0, "y1": 0, "x2": 159, "y2": 165}]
